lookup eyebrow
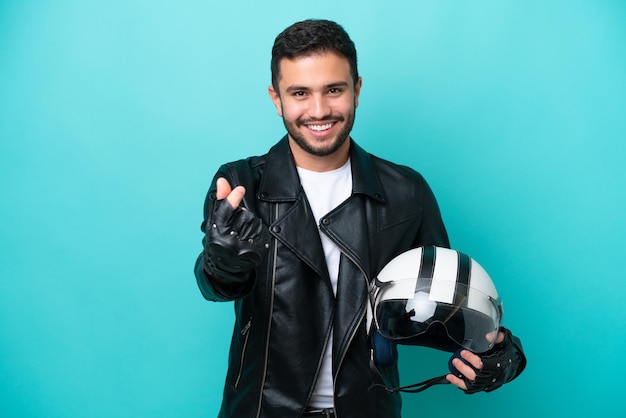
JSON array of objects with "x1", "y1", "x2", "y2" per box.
[{"x1": 285, "y1": 81, "x2": 350, "y2": 93}]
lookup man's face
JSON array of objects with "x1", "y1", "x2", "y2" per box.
[{"x1": 269, "y1": 52, "x2": 362, "y2": 159}]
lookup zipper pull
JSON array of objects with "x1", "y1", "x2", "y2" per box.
[{"x1": 241, "y1": 318, "x2": 252, "y2": 335}]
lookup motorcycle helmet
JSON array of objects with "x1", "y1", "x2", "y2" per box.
[{"x1": 369, "y1": 246, "x2": 503, "y2": 354}]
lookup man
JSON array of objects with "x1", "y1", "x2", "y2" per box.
[{"x1": 195, "y1": 19, "x2": 525, "y2": 418}]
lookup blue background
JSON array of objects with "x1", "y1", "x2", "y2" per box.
[{"x1": 1, "y1": 1, "x2": 624, "y2": 417}]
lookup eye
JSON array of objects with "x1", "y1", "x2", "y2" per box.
[
  {"x1": 292, "y1": 91, "x2": 307, "y2": 97},
  {"x1": 328, "y1": 87, "x2": 343, "y2": 95}
]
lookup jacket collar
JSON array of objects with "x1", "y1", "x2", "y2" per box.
[{"x1": 259, "y1": 135, "x2": 387, "y2": 203}]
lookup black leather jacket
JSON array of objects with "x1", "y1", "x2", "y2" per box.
[{"x1": 195, "y1": 137, "x2": 450, "y2": 417}]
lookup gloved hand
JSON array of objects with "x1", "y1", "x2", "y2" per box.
[
  {"x1": 203, "y1": 178, "x2": 270, "y2": 283},
  {"x1": 447, "y1": 327, "x2": 526, "y2": 394}
]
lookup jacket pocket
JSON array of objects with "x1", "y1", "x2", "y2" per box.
[{"x1": 233, "y1": 317, "x2": 252, "y2": 389}]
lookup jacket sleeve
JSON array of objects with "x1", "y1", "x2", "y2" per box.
[
  {"x1": 412, "y1": 174, "x2": 450, "y2": 249},
  {"x1": 193, "y1": 167, "x2": 257, "y2": 302}
]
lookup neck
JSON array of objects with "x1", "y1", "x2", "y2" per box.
[{"x1": 289, "y1": 137, "x2": 351, "y2": 172}]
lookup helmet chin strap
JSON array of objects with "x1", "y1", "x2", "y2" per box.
[
  {"x1": 368, "y1": 347, "x2": 450, "y2": 393},
  {"x1": 368, "y1": 328, "x2": 527, "y2": 395},
  {"x1": 367, "y1": 331, "x2": 451, "y2": 393}
]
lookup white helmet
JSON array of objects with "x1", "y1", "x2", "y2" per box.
[{"x1": 368, "y1": 246, "x2": 503, "y2": 353}]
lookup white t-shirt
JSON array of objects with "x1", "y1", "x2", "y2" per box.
[{"x1": 297, "y1": 159, "x2": 352, "y2": 409}]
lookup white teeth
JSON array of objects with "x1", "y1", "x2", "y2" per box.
[{"x1": 307, "y1": 123, "x2": 333, "y2": 131}]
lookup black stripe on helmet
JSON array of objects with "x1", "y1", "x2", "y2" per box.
[
  {"x1": 416, "y1": 246, "x2": 436, "y2": 294},
  {"x1": 419, "y1": 246, "x2": 436, "y2": 279},
  {"x1": 453, "y1": 251, "x2": 471, "y2": 307}
]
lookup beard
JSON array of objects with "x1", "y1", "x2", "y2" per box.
[{"x1": 281, "y1": 106, "x2": 356, "y2": 157}]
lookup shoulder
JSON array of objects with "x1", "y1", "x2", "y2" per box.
[
  {"x1": 216, "y1": 137, "x2": 288, "y2": 183},
  {"x1": 368, "y1": 152, "x2": 431, "y2": 192},
  {"x1": 219, "y1": 154, "x2": 266, "y2": 179},
  {"x1": 362, "y1": 149, "x2": 444, "y2": 214},
  {"x1": 214, "y1": 139, "x2": 282, "y2": 190}
]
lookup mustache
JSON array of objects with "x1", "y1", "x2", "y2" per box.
[{"x1": 296, "y1": 115, "x2": 345, "y2": 125}]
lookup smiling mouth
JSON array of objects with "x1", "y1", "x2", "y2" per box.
[{"x1": 306, "y1": 122, "x2": 334, "y2": 132}]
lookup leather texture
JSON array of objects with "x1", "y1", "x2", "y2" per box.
[{"x1": 194, "y1": 136, "x2": 450, "y2": 418}]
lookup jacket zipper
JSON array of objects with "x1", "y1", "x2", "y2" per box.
[
  {"x1": 255, "y1": 203, "x2": 279, "y2": 418},
  {"x1": 234, "y1": 317, "x2": 252, "y2": 389},
  {"x1": 332, "y1": 248, "x2": 370, "y2": 417}
]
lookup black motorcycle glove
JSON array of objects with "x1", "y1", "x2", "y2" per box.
[
  {"x1": 203, "y1": 197, "x2": 270, "y2": 283},
  {"x1": 449, "y1": 327, "x2": 526, "y2": 394}
]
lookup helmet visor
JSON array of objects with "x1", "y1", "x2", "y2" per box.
[{"x1": 373, "y1": 278, "x2": 502, "y2": 353}]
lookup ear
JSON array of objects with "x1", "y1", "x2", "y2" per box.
[
  {"x1": 268, "y1": 86, "x2": 283, "y2": 117},
  {"x1": 354, "y1": 76, "x2": 363, "y2": 108}
]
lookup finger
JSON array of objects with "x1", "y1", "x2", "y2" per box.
[
  {"x1": 446, "y1": 373, "x2": 468, "y2": 391},
  {"x1": 485, "y1": 330, "x2": 505, "y2": 348},
  {"x1": 216, "y1": 177, "x2": 232, "y2": 200},
  {"x1": 226, "y1": 185, "x2": 246, "y2": 209},
  {"x1": 461, "y1": 350, "x2": 484, "y2": 371},
  {"x1": 451, "y1": 357, "x2": 476, "y2": 381},
  {"x1": 485, "y1": 330, "x2": 499, "y2": 343}
]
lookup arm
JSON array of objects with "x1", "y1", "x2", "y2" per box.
[
  {"x1": 413, "y1": 175, "x2": 450, "y2": 249},
  {"x1": 194, "y1": 177, "x2": 270, "y2": 302}
]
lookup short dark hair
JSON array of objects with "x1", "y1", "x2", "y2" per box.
[{"x1": 271, "y1": 19, "x2": 358, "y2": 91}]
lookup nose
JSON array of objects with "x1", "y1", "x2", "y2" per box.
[{"x1": 308, "y1": 94, "x2": 332, "y2": 120}]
